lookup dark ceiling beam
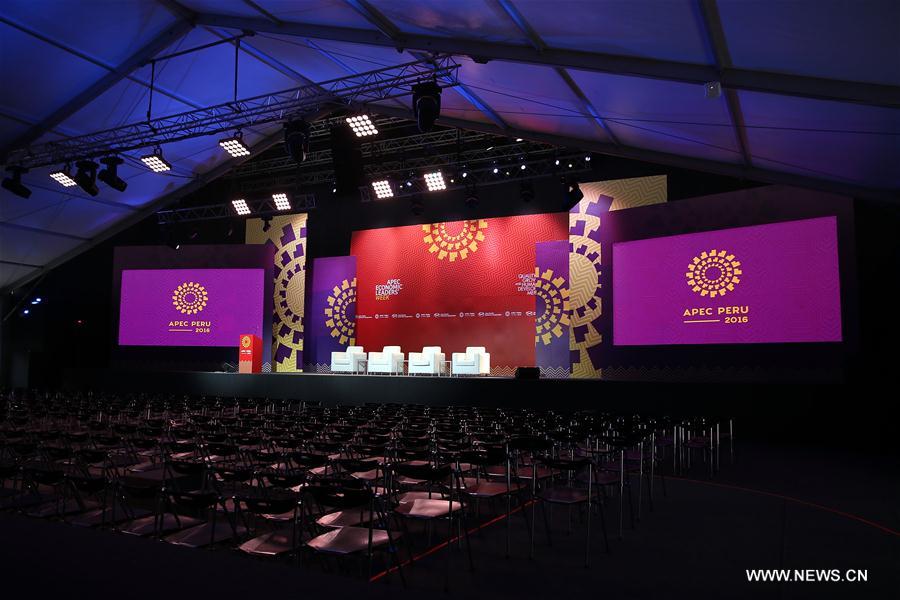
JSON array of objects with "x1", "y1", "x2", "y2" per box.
[
  {"x1": 343, "y1": 0, "x2": 509, "y2": 130},
  {"x1": 493, "y1": 0, "x2": 619, "y2": 143},
  {"x1": 193, "y1": 12, "x2": 900, "y2": 107},
  {"x1": 369, "y1": 103, "x2": 899, "y2": 203},
  {"x1": 0, "y1": 17, "x2": 195, "y2": 160},
  {"x1": 697, "y1": 0, "x2": 751, "y2": 167}
]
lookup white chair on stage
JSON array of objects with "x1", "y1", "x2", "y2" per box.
[
  {"x1": 451, "y1": 347, "x2": 490, "y2": 376},
  {"x1": 407, "y1": 346, "x2": 446, "y2": 376},
  {"x1": 330, "y1": 346, "x2": 366, "y2": 373},
  {"x1": 366, "y1": 346, "x2": 405, "y2": 375}
]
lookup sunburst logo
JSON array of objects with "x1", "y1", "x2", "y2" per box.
[
  {"x1": 241, "y1": 335, "x2": 252, "y2": 349},
  {"x1": 324, "y1": 277, "x2": 356, "y2": 345},
  {"x1": 534, "y1": 267, "x2": 570, "y2": 345},
  {"x1": 686, "y1": 250, "x2": 742, "y2": 298},
  {"x1": 172, "y1": 282, "x2": 208, "y2": 314},
  {"x1": 422, "y1": 219, "x2": 488, "y2": 261}
]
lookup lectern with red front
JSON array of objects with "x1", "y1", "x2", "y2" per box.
[{"x1": 238, "y1": 334, "x2": 263, "y2": 374}]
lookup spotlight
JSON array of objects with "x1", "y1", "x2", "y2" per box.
[
  {"x1": 2, "y1": 166, "x2": 31, "y2": 198},
  {"x1": 515, "y1": 137, "x2": 523, "y2": 142},
  {"x1": 465, "y1": 182, "x2": 479, "y2": 208},
  {"x1": 520, "y1": 180, "x2": 535, "y2": 203},
  {"x1": 346, "y1": 115, "x2": 378, "y2": 137},
  {"x1": 492, "y1": 167, "x2": 499, "y2": 174},
  {"x1": 412, "y1": 81, "x2": 442, "y2": 133},
  {"x1": 568, "y1": 163, "x2": 573, "y2": 168},
  {"x1": 22, "y1": 309, "x2": 30, "y2": 316},
  {"x1": 262, "y1": 216, "x2": 272, "y2": 232},
  {"x1": 219, "y1": 133, "x2": 250, "y2": 157},
  {"x1": 585, "y1": 154, "x2": 592, "y2": 162},
  {"x1": 555, "y1": 159, "x2": 560, "y2": 166},
  {"x1": 461, "y1": 171, "x2": 468, "y2": 178},
  {"x1": 423, "y1": 171, "x2": 446, "y2": 192},
  {"x1": 74, "y1": 160, "x2": 100, "y2": 196},
  {"x1": 97, "y1": 156, "x2": 127, "y2": 192},
  {"x1": 140, "y1": 148, "x2": 171, "y2": 172},
  {"x1": 332, "y1": 187, "x2": 337, "y2": 194},
  {"x1": 372, "y1": 179, "x2": 394, "y2": 199},
  {"x1": 284, "y1": 120, "x2": 311, "y2": 164},
  {"x1": 232, "y1": 198, "x2": 251, "y2": 215},
  {"x1": 272, "y1": 193, "x2": 291, "y2": 211},
  {"x1": 520, "y1": 164, "x2": 526, "y2": 170},
  {"x1": 50, "y1": 167, "x2": 77, "y2": 188}
]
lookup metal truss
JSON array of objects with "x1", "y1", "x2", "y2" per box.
[
  {"x1": 226, "y1": 126, "x2": 496, "y2": 177},
  {"x1": 358, "y1": 152, "x2": 591, "y2": 202},
  {"x1": 231, "y1": 139, "x2": 584, "y2": 194},
  {"x1": 6, "y1": 55, "x2": 459, "y2": 169},
  {"x1": 156, "y1": 193, "x2": 317, "y2": 225}
]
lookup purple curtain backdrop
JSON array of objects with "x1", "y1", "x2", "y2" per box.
[
  {"x1": 535, "y1": 240, "x2": 570, "y2": 374},
  {"x1": 306, "y1": 256, "x2": 358, "y2": 367}
]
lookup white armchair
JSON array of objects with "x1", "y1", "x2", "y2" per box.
[
  {"x1": 330, "y1": 346, "x2": 366, "y2": 373},
  {"x1": 451, "y1": 347, "x2": 490, "y2": 376},
  {"x1": 407, "y1": 346, "x2": 446, "y2": 375},
  {"x1": 366, "y1": 346, "x2": 404, "y2": 374}
]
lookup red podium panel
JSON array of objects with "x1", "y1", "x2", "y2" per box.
[{"x1": 238, "y1": 334, "x2": 262, "y2": 374}]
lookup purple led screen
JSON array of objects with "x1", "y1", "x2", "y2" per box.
[
  {"x1": 118, "y1": 268, "x2": 265, "y2": 347},
  {"x1": 612, "y1": 217, "x2": 842, "y2": 346}
]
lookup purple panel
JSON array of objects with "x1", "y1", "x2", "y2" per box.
[
  {"x1": 307, "y1": 256, "x2": 358, "y2": 366},
  {"x1": 612, "y1": 217, "x2": 842, "y2": 346},
  {"x1": 535, "y1": 241, "x2": 570, "y2": 371},
  {"x1": 118, "y1": 268, "x2": 265, "y2": 346}
]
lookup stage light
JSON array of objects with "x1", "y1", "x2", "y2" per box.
[
  {"x1": 284, "y1": 120, "x2": 311, "y2": 164},
  {"x1": 272, "y1": 193, "x2": 291, "y2": 211},
  {"x1": 232, "y1": 198, "x2": 251, "y2": 215},
  {"x1": 73, "y1": 160, "x2": 100, "y2": 196},
  {"x1": 486, "y1": 146, "x2": 494, "y2": 151},
  {"x1": 346, "y1": 114, "x2": 378, "y2": 137},
  {"x1": 492, "y1": 167, "x2": 499, "y2": 174},
  {"x1": 22, "y1": 309, "x2": 29, "y2": 316},
  {"x1": 50, "y1": 167, "x2": 77, "y2": 188},
  {"x1": 424, "y1": 171, "x2": 446, "y2": 192},
  {"x1": 515, "y1": 137, "x2": 523, "y2": 142},
  {"x1": 461, "y1": 171, "x2": 468, "y2": 178},
  {"x1": 97, "y1": 156, "x2": 127, "y2": 192},
  {"x1": 332, "y1": 187, "x2": 337, "y2": 193},
  {"x1": 140, "y1": 148, "x2": 171, "y2": 173},
  {"x1": 2, "y1": 166, "x2": 31, "y2": 199},
  {"x1": 585, "y1": 154, "x2": 591, "y2": 161},
  {"x1": 412, "y1": 81, "x2": 442, "y2": 133},
  {"x1": 219, "y1": 133, "x2": 250, "y2": 157},
  {"x1": 372, "y1": 179, "x2": 394, "y2": 199},
  {"x1": 555, "y1": 159, "x2": 560, "y2": 166},
  {"x1": 262, "y1": 216, "x2": 272, "y2": 232},
  {"x1": 520, "y1": 164, "x2": 526, "y2": 170},
  {"x1": 568, "y1": 163, "x2": 573, "y2": 168}
]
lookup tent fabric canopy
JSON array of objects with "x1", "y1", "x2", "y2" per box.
[{"x1": 1, "y1": 0, "x2": 898, "y2": 291}]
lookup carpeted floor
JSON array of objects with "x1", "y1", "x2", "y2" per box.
[{"x1": 0, "y1": 440, "x2": 896, "y2": 599}]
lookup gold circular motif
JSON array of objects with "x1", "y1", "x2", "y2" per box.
[
  {"x1": 172, "y1": 282, "x2": 208, "y2": 314},
  {"x1": 686, "y1": 250, "x2": 742, "y2": 298},
  {"x1": 422, "y1": 219, "x2": 488, "y2": 261},
  {"x1": 534, "y1": 267, "x2": 570, "y2": 346}
]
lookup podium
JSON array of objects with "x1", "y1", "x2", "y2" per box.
[{"x1": 238, "y1": 334, "x2": 263, "y2": 374}]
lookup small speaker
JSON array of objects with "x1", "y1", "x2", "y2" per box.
[{"x1": 514, "y1": 367, "x2": 540, "y2": 380}]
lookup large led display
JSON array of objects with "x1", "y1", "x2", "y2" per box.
[
  {"x1": 118, "y1": 268, "x2": 265, "y2": 347},
  {"x1": 351, "y1": 213, "x2": 568, "y2": 369},
  {"x1": 612, "y1": 216, "x2": 842, "y2": 346}
]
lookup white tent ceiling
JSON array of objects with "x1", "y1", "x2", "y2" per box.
[{"x1": 1, "y1": 0, "x2": 898, "y2": 291}]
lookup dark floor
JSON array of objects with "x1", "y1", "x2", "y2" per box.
[{"x1": 1, "y1": 441, "x2": 896, "y2": 599}]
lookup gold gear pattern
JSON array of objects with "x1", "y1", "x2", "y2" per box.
[
  {"x1": 422, "y1": 219, "x2": 488, "y2": 262},
  {"x1": 686, "y1": 250, "x2": 742, "y2": 298},
  {"x1": 172, "y1": 282, "x2": 208, "y2": 315},
  {"x1": 324, "y1": 277, "x2": 357, "y2": 346},
  {"x1": 534, "y1": 267, "x2": 570, "y2": 346}
]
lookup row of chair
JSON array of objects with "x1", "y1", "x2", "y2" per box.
[{"x1": 1, "y1": 390, "x2": 733, "y2": 586}]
